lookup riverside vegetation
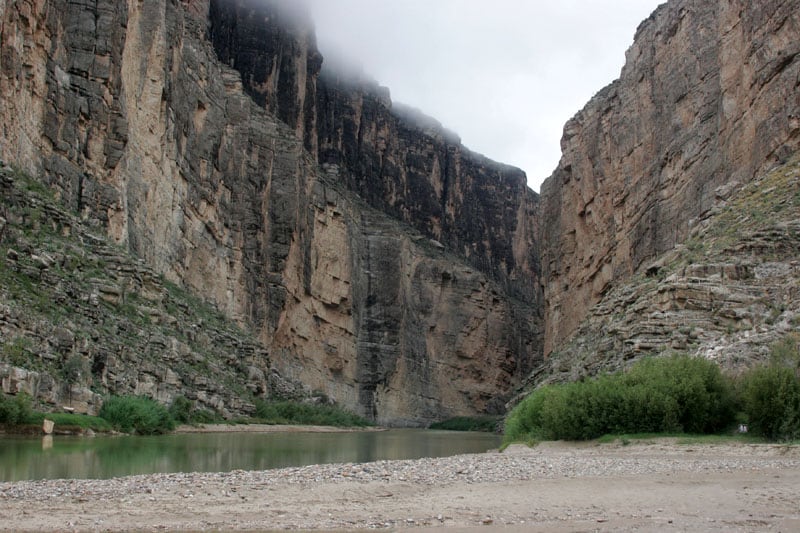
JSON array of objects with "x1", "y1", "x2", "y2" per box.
[
  {"x1": 505, "y1": 337, "x2": 800, "y2": 444},
  {"x1": 0, "y1": 394, "x2": 371, "y2": 435},
  {"x1": 0, "y1": 388, "x2": 486, "y2": 435}
]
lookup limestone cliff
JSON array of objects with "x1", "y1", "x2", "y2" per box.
[
  {"x1": 540, "y1": 0, "x2": 800, "y2": 355},
  {"x1": 529, "y1": 153, "x2": 800, "y2": 389},
  {"x1": 0, "y1": 163, "x2": 304, "y2": 416},
  {"x1": 208, "y1": 0, "x2": 540, "y2": 308},
  {"x1": 0, "y1": 0, "x2": 540, "y2": 424}
]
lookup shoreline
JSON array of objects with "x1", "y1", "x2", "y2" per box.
[
  {"x1": 0, "y1": 422, "x2": 387, "y2": 437},
  {"x1": 172, "y1": 423, "x2": 387, "y2": 434},
  {"x1": 1, "y1": 440, "x2": 799, "y2": 531}
]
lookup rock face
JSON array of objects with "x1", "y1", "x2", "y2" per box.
[
  {"x1": 0, "y1": 0, "x2": 540, "y2": 424},
  {"x1": 208, "y1": 0, "x2": 540, "y2": 311},
  {"x1": 528, "y1": 154, "x2": 800, "y2": 389},
  {"x1": 540, "y1": 0, "x2": 800, "y2": 355},
  {"x1": 0, "y1": 163, "x2": 304, "y2": 416}
]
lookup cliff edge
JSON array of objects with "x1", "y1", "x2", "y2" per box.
[{"x1": 540, "y1": 0, "x2": 800, "y2": 355}]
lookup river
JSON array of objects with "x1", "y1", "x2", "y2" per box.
[{"x1": 0, "y1": 429, "x2": 501, "y2": 481}]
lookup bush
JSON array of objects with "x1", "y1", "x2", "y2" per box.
[
  {"x1": 768, "y1": 335, "x2": 800, "y2": 368},
  {"x1": 99, "y1": 395, "x2": 175, "y2": 435},
  {"x1": 191, "y1": 408, "x2": 223, "y2": 424},
  {"x1": 166, "y1": 396, "x2": 224, "y2": 424},
  {"x1": 618, "y1": 355, "x2": 735, "y2": 434},
  {"x1": 504, "y1": 355, "x2": 736, "y2": 444},
  {"x1": 168, "y1": 395, "x2": 193, "y2": 424},
  {"x1": 740, "y1": 364, "x2": 800, "y2": 441},
  {"x1": 504, "y1": 385, "x2": 557, "y2": 442},
  {"x1": 0, "y1": 393, "x2": 32, "y2": 426},
  {"x1": 253, "y1": 399, "x2": 371, "y2": 427}
]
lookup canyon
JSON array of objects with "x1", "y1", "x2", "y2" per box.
[{"x1": 0, "y1": 0, "x2": 799, "y2": 424}]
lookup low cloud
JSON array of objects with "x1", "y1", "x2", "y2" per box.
[{"x1": 303, "y1": 0, "x2": 664, "y2": 190}]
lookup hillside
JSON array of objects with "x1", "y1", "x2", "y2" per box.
[{"x1": 0, "y1": 160, "x2": 305, "y2": 415}]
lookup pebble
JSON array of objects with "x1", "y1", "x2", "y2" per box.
[{"x1": 1, "y1": 442, "x2": 798, "y2": 506}]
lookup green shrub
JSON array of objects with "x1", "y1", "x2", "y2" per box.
[
  {"x1": 504, "y1": 385, "x2": 564, "y2": 442},
  {"x1": 618, "y1": 355, "x2": 735, "y2": 434},
  {"x1": 0, "y1": 393, "x2": 32, "y2": 426},
  {"x1": 168, "y1": 395, "x2": 194, "y2": 424},
  {"x1": 504, "y1": 355, "x2": 736, "y2": 444},
  {"x1": 1, "y1": 337, "x2": 33, "y2": 368},
  {"x1": 769, "y1": 335, "x2": 800, "y2": 369},
  {"x1": 165, "y1": 396, "x2": 223, "y2": 425},
  {"x1": 190, "y1": 408, "x2": 223, "y2": 424},
  {"x1": 740, "y1": 364, "x2": 800, "y2": 441},
  {"x1": 737, "y1": 336, "x2": 800, "y2": 441},
  {"x1": 99, "y1": 395, "x2": 175, "y2": 435},
  {"x1": 253, "y1": 399, "x2": 370, "y2": 427},
  {"x1": 15, "y1": 393, "x2": 33, "y2": 424}
]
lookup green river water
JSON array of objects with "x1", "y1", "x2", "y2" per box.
[{"x1": 0, "y1": 429, "x2": 501, "y2": 482}]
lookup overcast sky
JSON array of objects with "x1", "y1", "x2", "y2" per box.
[{"x1": 304, "y1": 0, "x2": 665, "y2": 192}]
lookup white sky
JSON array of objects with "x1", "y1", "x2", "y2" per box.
[{"x1": 304, "y1": 0, "x2": 665, "y2": 192}]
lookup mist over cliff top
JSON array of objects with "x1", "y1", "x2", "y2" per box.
[
  {"x1": 317, "y1": 53, "x2": 463, "y2": 147},
  {"x1": 304, "y1": 0, "x2": 663, "y2": 191}
]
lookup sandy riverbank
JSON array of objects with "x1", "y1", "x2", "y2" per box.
[{"x1": 1, "y1": 439, "x2": 799, "y2": 532}]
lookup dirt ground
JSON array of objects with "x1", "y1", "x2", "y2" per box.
[{"x1": 1, "y1": 437, "x2": 799, "y2": 532}]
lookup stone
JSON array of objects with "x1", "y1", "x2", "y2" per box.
[{"x1": 527, "y1": 156, "x2": 800, "y2": 389}]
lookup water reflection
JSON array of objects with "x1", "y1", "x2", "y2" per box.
[{"x1": 0, "y1": 429, "x2": 500, "y2": 482}]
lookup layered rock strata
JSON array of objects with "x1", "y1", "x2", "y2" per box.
[
  {"x1": 527, "y1": 154, "x2": 800, "y2": 389},
  {"x1": 0, "y1": 0, "x2": 540, "y2": 424},
  {"x1": 0, "y1": 163, "x2": 303, "y2": 416},
  {"x1": 540, "y1": 0, "x2": 800, "y2": 354}
]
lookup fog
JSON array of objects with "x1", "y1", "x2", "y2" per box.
[{"x1": 304, "y1": 0, "x2": 665, "y2": 191}]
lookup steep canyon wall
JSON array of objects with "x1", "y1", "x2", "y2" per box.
[
  {"x1": 0, "y1": 0, "x2": 540, "y2": 424},
  {"x1": 208, "y1": 0, "x2": 540, "y2": 307},
  {"x1": 3, "y1": 0, "x2": 796, "y2": 421},
  {"x1": 540, "y1": 0, "x2": 800, "y2": 354}
]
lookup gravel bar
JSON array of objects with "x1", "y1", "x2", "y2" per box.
[{"x1": 1, "y1": 441, "x2": 799, "y2": 531}]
